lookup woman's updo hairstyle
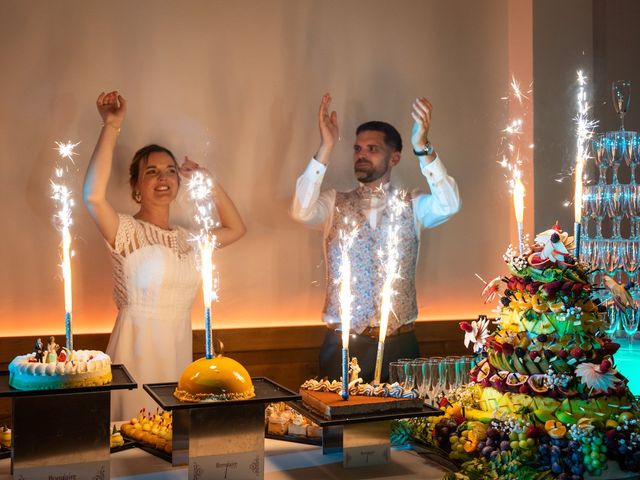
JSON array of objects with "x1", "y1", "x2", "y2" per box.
[{"x1": 129, "y1": 144, "x2": 179, "y2": 203}]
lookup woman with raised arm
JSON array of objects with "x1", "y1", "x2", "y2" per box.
[{"x1": 83, "y1": 91, "x2": 246, "y2": 420}]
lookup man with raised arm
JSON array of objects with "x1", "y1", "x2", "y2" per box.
[{"x1": 291, "y1": 94, "x2": 461, "y2": 382}]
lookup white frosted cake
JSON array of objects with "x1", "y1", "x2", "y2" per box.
[{"x1": 8, "y1": 350, "x2": 112, "y2": 390}]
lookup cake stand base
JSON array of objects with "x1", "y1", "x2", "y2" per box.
[
  {"x1": 320, "y1": 422, "x2": 393, "y2": 467},
  {"x1": 289, "y1": 399, "x2": 441, "y2": 468},
  {"x1": 144, "y1": 377, "x2": 300, "y2": 480},
  {"x1": 13, "y1": 391, "x2": 110, "y2": 479},
  {"x1": 0, "y1": 365, "x2": 136, "y2": 480}
]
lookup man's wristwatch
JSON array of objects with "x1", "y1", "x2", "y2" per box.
[{"x1": 413, "y1": 141, "x2": 434, "y2": 157}]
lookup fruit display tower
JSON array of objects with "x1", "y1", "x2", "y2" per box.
[{"x1": 394, "y1": 225, "x2": 640, "y2": 480}]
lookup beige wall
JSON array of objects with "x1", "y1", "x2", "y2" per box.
[{"x1": 0, "y1": 0, "x2": 513, "y2": 335}]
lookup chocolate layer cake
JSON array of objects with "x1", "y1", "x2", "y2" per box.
[{"x1": 300, "y1": 389, "x2": 423, "y2": 419}]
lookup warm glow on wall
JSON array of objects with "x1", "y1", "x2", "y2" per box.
[{"x1": 1, "y1": 299, "x2": 493, "y2": 337}]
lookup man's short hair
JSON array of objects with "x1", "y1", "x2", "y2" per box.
[{"x1": 356, "y1": 121, "x2": 403, "y2": 152}]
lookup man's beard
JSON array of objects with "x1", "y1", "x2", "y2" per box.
[{"x1": 354, "y1": 158, "x2": 389, "y2": 183}]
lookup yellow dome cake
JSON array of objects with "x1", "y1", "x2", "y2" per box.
[{"x1": 173, "y1": 356, "x2": 255, "y2": 402}]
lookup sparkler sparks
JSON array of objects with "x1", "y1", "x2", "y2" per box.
[
  {"x1": 51, "y1": 141, "x2": 78, "y2": 350},
  {"x1": 55, "y1": 141, "x2": 80, "y2": 162},
  {"x1": 499, "y1": 77, "x2": 532, "y2": 256},
  {"x1": 187, "y1": 170, "x2": 219, "y2": 358},
  {"x1": 510, "y1": 75, "x2": 530, "y2": 104},
  {"x1": 573, "y1": 70, "x2": 597, "y2": 257},
  {"x1": 373, "y1": 190, "x2": 408, "y2": 385},
  {"x1": 337, "y1": 218, "x2": 358, "y2": 400},
  {"x1": 337, "y1": 221, "x2": 357, "y2": 350}
]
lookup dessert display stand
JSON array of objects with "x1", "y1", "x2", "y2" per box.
[
  {"x1": 0, "y1": 364, "x2": 136, "y2": 480},
  {"x1": 288, "y1": 400, "x2": 441, "y2": 468},
  {"x1": 143, "y1": 377, "x2": 300, "y2": 480}
]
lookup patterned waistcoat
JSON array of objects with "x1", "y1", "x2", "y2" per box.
[{"x1": 323, "y1": 187, "x2": 419, "y2": 334}]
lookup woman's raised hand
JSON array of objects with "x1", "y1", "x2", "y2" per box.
[
  {"x1": 179, "y1": 156, "x2": 210, "y2": 180},
  {"x1": 96, "y1": 91, "x2": 127, "y2": 128}
]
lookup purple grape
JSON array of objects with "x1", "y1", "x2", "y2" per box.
[
  {"x1": 482, "y1": 446, "x2": 493, "y2": 457},
  {"x1": 500, "y1": 440, "x2": 510, "y2": 451}
]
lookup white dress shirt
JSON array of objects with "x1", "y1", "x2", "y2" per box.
[{"x1": 291, "y1": 156, "x2": 461, "y2": 234}]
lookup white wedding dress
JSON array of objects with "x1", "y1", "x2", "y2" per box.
[{"x1": 107, "y1": 214, "x2": 200, "y2": 420}]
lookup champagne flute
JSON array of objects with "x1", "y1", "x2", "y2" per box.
[
  {"x1": 608, "y1": 184, "x2": 624, "y2": 239},
  {"x1": 440, "y1": 356, "x2": 460, "y2": 395},
  {"x1": 427, "y1": 356, "x2": 444, "y2": 405},
  {"x1": 629, "y1": 185, "x2": 640, "y2": 240},
  {"x1": 412, "y1": 359, "x2": 430, "y2": 400},
  {"x1": 389, "y1": 361, "x2": 403, "y2": 385},
  {"x1": 592, "y1": 134, "x2": 609, "y2": 185},
  {"x1": 625, "y1": 240, "x2": 639, "y2": 277},
  {"x1": 624, "y1": 132, "x2": 638, "y2": 184},
  {"x1": 605, "y1": 302, "x2": 621, "y2": 337},
  {"x1": 606, "y1": 132, "x2": 623, "y2": 185},
  {"x1": 612, "y1": 80, "x2": 632, "y2": 131},
  {"x1": 593, "y1": 185, "x2": 606, "y2": 240},
  {"x1": 622, "y1": 305, "x2": 639, "y2": 349},
  {"x1": 456, "y1": 356, "x2": 476, "y2": 386}
]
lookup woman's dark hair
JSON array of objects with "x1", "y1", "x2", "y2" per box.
[
  {"x1": 356, "y1": 121, "x2": 403, "y2": 152},
  {"x1": 129, "y1": 144, "x2": 179, "y2": 202}
]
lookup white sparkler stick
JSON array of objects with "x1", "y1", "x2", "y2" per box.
[
  {"x1": 513, "y1": 171, "x2": 525, "y2": 255},
  {"x1": 373, "y1": 191, "x2": 406, "y2": 385},
  {"x1": 187, "y1": 171, "x2": 218, "y2": 359},
  {"x1": 52, "y1": 141, "x2": 79, "y2": 351}
]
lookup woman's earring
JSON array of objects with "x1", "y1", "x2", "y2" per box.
[{"x1": 134, "y1": 191, "x2": 142, "y2": 203}]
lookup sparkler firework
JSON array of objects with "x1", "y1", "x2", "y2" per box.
[
  {"x1": 373, "y1": 190, "x2": 408, "y2": 385},
  {"x1": 574, "y1": 70, "x2": 597, "y2": 258},
  {"x1": 499, "y1": 76, "x2": 532, "y2": 255},
  {"x1": 51, "y1": 141, "x2": 79, "y2": 350},
  {"x1": 187, "y1": 170, "x2": 219, "y2": 359},
  {"x1": 338, "y1": 219, "x2": 357, "y2": 400}
]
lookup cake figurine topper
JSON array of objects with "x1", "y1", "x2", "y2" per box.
[
  {"x1": 33, "y1": 337, "x2": 44, "y2": 363},
  {"x1": 347, "y1": 357, "x2": 363, "y2": 390},
  {"x1": 46, "y1": 336, "x2": 59, "y2": 363}
]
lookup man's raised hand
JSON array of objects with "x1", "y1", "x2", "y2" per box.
[
  {"x1": 318, "y1": 93, "x2": 339, "y2": 149},
  {"x1": 410, "y1": 97, "x2": 432, "y2": 152}
]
